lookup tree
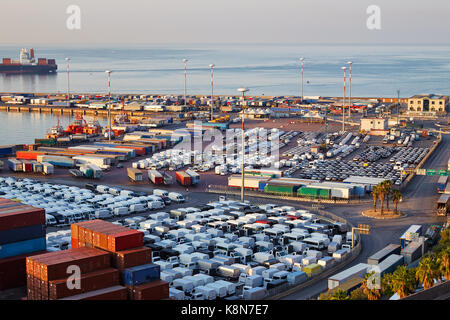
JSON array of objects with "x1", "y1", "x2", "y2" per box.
[
  {"x1": 372, "y1": 185, "x2": 379, "y2": 212},
  {"x1": 377, "y1": 183, "x2": 386, "y2": 216},
  {"x1": 382, "y1": 180, "x2": 392, "y2": 211},
  {"x1": 438, "y1": 247, "x2": 450, "y2": 280},
  {"x1": 391, "y1": 189, "x2": 402, "y2": 215},
  {"x1": 381, "y1": 273, "x2": 394, "y2": 298},
  {"x1": 330, "y1": 289, "x2": 349, "y2": 300},
  {"x1": 391, "y1": 266, "x2": 417, "y2": 298},
  {"x1": 416, "y1": 255, "x2": 440, "y2": 289},
  {"x1": 361, "y1": 272, "x2": 382, "y2": 300},
  {"x1": 350, "y1": 287, "x2": 368, "y2": 300}
]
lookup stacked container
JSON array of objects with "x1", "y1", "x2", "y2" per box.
[
  {"x1": 71, "y1": 220, "x2": 169, "y2": 300},
  {"x1": 0, "y1": 198, "x2": 47, "y2": 290},
  {"x1": 25, "y1": 247, "x2": 119, "y2": 300}
]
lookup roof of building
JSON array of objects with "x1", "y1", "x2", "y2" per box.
[{"x1": 409, "y1": 94, "x2": 448, "y2": 100}]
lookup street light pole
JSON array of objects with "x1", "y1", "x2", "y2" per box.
[
  {"x1": 342, "y1": 66, "x2": 347, "y2": 132},
  {"x1": 347, "y1": 61, "x2": 353, "y2": 122},
  {"x1": 183, "y1": 59, "x2": 188, "y2": 109},
  {"x1": 210, "y1": 64, "x2": 215, "y2": 121},
  {"x1": 238, "y1": 87, "x2": 249, "y2": 203},
  {"x1": 300, "y1": 58, "x2": 304, "y2": 104},
  {"x1": 397, "y1": 89, "x2": 400, "y2": 126},
  {"x1": 106, "y1": 70, "x2": 112, "y2": 141},
  {"x1": 65, "y1": 58, "x2": 70, "y2": 102}
]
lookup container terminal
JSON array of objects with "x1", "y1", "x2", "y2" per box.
[{"x1": 0, "y1": 89, "x2": 449, "y2": 301}]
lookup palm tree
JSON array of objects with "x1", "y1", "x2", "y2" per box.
[
  {"x1": 381, "y1": 180, "x2": 392, "y2": 211},
  {"x1": 361, "y1": 272, "x2": 381, "y2": 300},
  {"x1": 377, "y1": 183, "x2": 386, "y2": 216},
  {"x1": 372, "y1": 185, "x2": 379, "y2": 212},
  {"x1": 438, "y1": 247, "x2": 450, "y2": 280},
  {"x1": 391, "y1": 266, "x2": 416, "y2": 298},
  {"x1": 415, "y1": 256, "x2": 440, "y2": 290},
  {"x1": 330, "y1": 289, "x2": 349, "y2": 300},
  {"x1": 391, "y1": 189, "x2": 402, "y2": 215}
]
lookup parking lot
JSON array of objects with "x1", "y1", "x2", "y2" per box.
[{"x1": 0, "y1": 176, "x2": 356, "y2": 300}]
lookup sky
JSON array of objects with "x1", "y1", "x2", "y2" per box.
[{"x1": 1, "y1": 0, "x2": 450, "y2": 45}]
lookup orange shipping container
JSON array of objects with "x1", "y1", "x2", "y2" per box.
[{"x1": 16, "y1": 151, "x2": 45, "y2": 160}]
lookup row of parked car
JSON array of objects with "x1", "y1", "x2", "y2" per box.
[
  {"x1": 110, "y1": 199, "x2": 354, "y2": 300},
  {"x1": 0, "y1": 177, "x2": 185, "y2": 227}
]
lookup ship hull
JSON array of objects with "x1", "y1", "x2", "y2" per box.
[{"x1": 0, "y1": 64, "x2": 57, "y2": 74}]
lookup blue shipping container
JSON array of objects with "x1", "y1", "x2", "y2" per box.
[
  {"x1": 123, "y1": 263, "x2": 160, "y2": 286},
  {"x1": 0, "y1": 147, "x2": 14, "y2": 156},
  {"x1": 0, "y1": 224, "x2": 46, "y2": 245},
  {"x1": 0, "y1": 237, "x2": 47, "y2": 259},
  {"x1": 258, "y1": 181, "x2": 268, "y2": 192}
]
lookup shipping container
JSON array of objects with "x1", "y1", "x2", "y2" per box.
[
  {"x1": 176, "y1": 171, "x2": 192, "y2": 186},
  {"x1": 0, "y1": 237, "x2": 46, "y2": 259},
  {"x1": 0, "y1": 250, "x2": 47, "y2": 291},
  {"x1": 49, "y1": 268, "x2": 119, "y2": 300},
  {"x1": 185, "y1": 169, "x2": 200, "y2": 185},
  {"x1": 127, "y1": 168, "x2": 143, "y2": 182},
  {"x1": 328, "y1": 263, "x2": 369, "y2": 290},
  {"x1": 368, "y1": 254, "x2": 404, "y2": 277},
  {"x1": 0, "y1": 224, "x2": 46, "y2": 245},
  {"x1": 0, "y1": 204, "x2": 45, "y2": 232},
  {"x1": 401, "y1": 241, "x2": 424, "y2": 264},
  {"x1": 111, "y1": 247, "x2": 152, "y2": 271},
  {"x1": 367, "y1": 244, "x2": 401, "y2": 265},
  {"x1": 148, "y1": 170, "x2": 163, "y2": 185},
  {"x1": 127, "y1": 280, "x2": 169, "y2": 300},
  {"x1": 58, "y1": 285, "x2": 127, "y2": 300}
]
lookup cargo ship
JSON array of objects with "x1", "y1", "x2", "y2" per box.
[{"x1": 0, "y1": 48, "x2": 57, "y2": 74}]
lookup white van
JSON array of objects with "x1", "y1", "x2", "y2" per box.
[
  {"x1": 130, "y1": 204, "x2": 147, "y2": 213},
  {"x1": 167, "y1": 192, "x2": 184, "y2": 203},
  {"x1": 95, "y1": 209, "x2": 113, "y2": 219},
  {"x1": 45, "y1": 214, "x2": 57, "y2": 226},
  {"x1": 148, "y1": 201, "x2": 165, "y2": 210},
  {"x1": 153, "y1": 189, "x2": 169, "y2": 197},
  {"x1": 113, "y1": 207, "x2": 130, "y2": 216}
]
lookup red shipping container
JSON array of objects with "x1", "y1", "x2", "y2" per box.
[
  {"x1": 15, "y1": 151, "x2": 45, "y2": 160},
  {"x1": 49, "y1": 268, "x2": 119, "y2": 300},
  {"x1": 0, "y1": 250, "x2": 46, "y2": 290},
  {"x1": 71, "y1": 237, "x2": 79, "y2": 249},
  {"x1": 176, "y1": 171, "x2": 192, "y2": 186},
  {"x1": 128, "y1": 280, "x2": 169, "y2": 300},
  {"x1": 111, "y1": 247, "x2": 152, "y2": 271},
  {"x1": 0, "y1": 206, "x2": 45, "y2": 232},
  {"x1": 27, "y1": 248, "x2": 110, "y2": 281},
  {"x1": 58, "y1": 285, "x2": 127, "y2": 300},
  {"x1": 107, "y1": 230, "x2": 144, "y2": 252}
]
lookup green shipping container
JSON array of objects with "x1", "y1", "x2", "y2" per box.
[
  {"x1": 264, "y1": 184, "x2": 296, "y2": 195},
  {"x1": 35, "y1": 138, "x2": 56, "y2": 146},
  {"x1": 318, "y1": 189, "x2": 331, "y2": 199},
  {"x1": 298, "y1": 187, "x2": 319, "y2": 196}
]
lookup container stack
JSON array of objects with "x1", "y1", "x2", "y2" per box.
[
  {"x1": 0, "y1": 198, "x2": 47, "y2": 291},
  {"x1": 25, "y1": 247, "x2": 123, "y2": 300},
  {"x1": 71, "y1": 220, "x2": 169, "y2": 300}
]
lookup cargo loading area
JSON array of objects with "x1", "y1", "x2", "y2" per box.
[{"x1": 0, "y1": 176, "x2": 358, "y2": 300}]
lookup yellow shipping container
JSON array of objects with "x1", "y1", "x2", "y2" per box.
[{"x1": 302, "y1": 263, "x2": 322, "y2": 277}]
